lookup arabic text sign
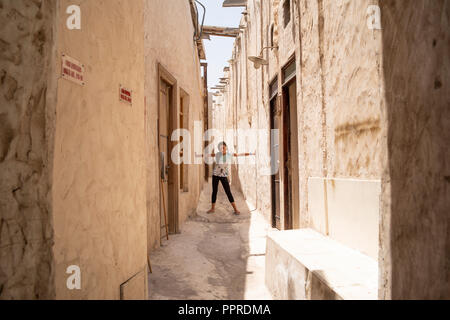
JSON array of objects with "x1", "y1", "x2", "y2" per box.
[
  {"x1": 61, "y1": 54, "x2": 85, "y2": 85},
  {"x1": 120, "y1": 85, "x2": 132, "y2": 105}
]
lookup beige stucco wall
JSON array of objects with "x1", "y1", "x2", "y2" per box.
[
  {"x1": 52, "y1": 0, "x2": 147, "y2": 299},
  {"x1": 320, "y1": 1, "x2": 383, "y2": 179},
  {"x1": 295, "y1": 0, "x2": 383, "y2": 256},
  {"x1": 219, "y1": 0, "x2": 449, "y2": 299},
  {"x1": 144, "y1": 0, "x2": 205, "y2": 251},
  {"x1": 378, "y1": 0, "x2": 450, "y2": 299},
  {"x1": 1, "y1": 0, "x2": 206, "y2": 300},
  {"x1": 219, "y1": 0, "x2": 384, "y2": 280},
  {"x1": 219, "y1": 0, "x2": 383, "y2": 230},
  {"x1": 308, "y1": 177, "x2": 380, "y2": 260},
  {"x1": 0, "y1": 0, "x2": 57, "y2": 299},
  {"x1": 295, "y1": 0, "x2": 383, "y2": 229}
]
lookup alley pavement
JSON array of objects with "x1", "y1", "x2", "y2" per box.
[{"x1": 148, "y1": 179, "x2": 273, "y2": 300}]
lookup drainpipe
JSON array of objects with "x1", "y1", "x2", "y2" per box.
[
  {"x1": 188, "y1": 0, "x2": 205, "y2": 41},
  {"x1": 195, "y1": 0, "x2": 206, "y2": 40}
]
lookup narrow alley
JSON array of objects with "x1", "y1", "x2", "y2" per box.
[
  {"x1": 148, "y1": 180, "x2": 272, "y2": 300},
  {"x1": 0, "y1": 0, "x2": 448, "y2": 303}
]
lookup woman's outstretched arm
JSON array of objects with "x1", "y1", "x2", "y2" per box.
[{"x1": 233, "y1": 152, "x2": 256, "y2": 157}]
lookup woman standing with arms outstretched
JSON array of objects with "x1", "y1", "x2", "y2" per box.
[{"x1": 203, "y1": 142, "x2": 253, "y2": 215}]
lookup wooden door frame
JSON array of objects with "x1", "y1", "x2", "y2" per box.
[
  {"x1": 281, "y1": 83, "x2": 292, "y2": 230},
  {"x1": 158, "y1": 63, "x2": 179, "y2": 235},
  {"x1": 270, "y1": 96, "x2": 280, "y2": 229},
  {"x1": 278, "y1": 55, "x2": 299, "y2": 230},
  {"x1": 179, "y1": 87, "x2": 190, "y2": 193},
  {"x1": 284, "y1": 77, "x2": 300, "y2": 230},
  {"x1": 269, "y1": 76, "x2": 281, "y2": 229}
]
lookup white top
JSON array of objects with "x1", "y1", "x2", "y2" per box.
[{"x1": 212, "y1": 152, "x2": 233, "y2": 177}]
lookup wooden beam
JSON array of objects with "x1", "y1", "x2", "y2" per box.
[
  {"x1": 223, "y1": 0, "x2": 247, "y2": 7},
  {"x1": 202, "y1": 25, "x2": 240, "y2": 38},
  {"x1": 196, "y1": 39, "x2": 206, "y2": 60}
]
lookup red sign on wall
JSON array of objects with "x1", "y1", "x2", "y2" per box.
[
  {"x1": 61, "y1": 54, "x2": 84, "y2": 85},
  {"x1": 119, "y1": 85, "x2": 132, "y2": 105}
]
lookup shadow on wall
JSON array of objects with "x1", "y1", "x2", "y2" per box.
[
  {"x1": 230, "y1": 164, "x2": 244, "y2": 196},
  {"x1": 379, "y1": 0, "x2": 450, "y2": 299}
]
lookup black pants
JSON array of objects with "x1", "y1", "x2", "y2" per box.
[{"x1": 212, "y1": 175, "x2": 235, "y2": 204}]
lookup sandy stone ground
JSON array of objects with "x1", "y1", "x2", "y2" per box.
[{"x1": 148, "y1": 180, "x2": 273, "y2": 300}]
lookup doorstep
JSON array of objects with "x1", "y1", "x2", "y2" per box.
[{"x1": 265, "y1": 228, "x2": 378, "y2": 300}]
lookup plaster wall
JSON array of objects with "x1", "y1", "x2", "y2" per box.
[
  {"x1": 221, "y1": 0, "x2": 383, "y2": 231},
  {"x1": 308, "y1": 177, "x2": 380, "y2": 260},
  {"x1": 265, "y1": 229, "x2": 378, "y2": 300},
  {"x1": 52, "y1": 0, "x2": 147, "y2": 299},
  {"x1": 227, "y1": 0, "x2": 449, "y2": 300},
  {"x1": 144, "y1": 0, "x2": 206, "y2": 250},
  {"x1": 0, "y1": 0, "x2": 57, "y2": 299},
  {"x1": 378, "y1": 0, "x2": 450, "y2": 299},
  {"x1": 295, "y1": 0, "x2": 383, "y2": 228},
  {"x1": 217, "y1": 0, "x2": 449, "y2": 300}
]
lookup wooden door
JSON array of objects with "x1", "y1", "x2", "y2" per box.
[
  {"x1": 159, "y1": 80, "x2": 170, "y2": 239},
  {"x1": 282, "y1": 83, "x2": 293, "y2": 230},
  {"x1": 281, "y1": 78, "x2": 298, "y2": 230}
]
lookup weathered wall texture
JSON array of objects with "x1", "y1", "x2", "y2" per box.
[
  {"x1": 0, "y1": 0, "x2": 57, "y2": 299},
  {"x1": 144, "y1": 0, "x2": 205, "y2": 250},
  {"x1": 318, "y1": 0, "x2": 383, "y2": 179},
  {"x1": 217, "y1": 0, "x2": 449, "y2": 299},
  {"x1": 295, "y1": 0, "x2": 383, "y2": 257},
  {"x1": 378, "y1": 0, "x2": 450, "y2": 299},
  {"x1": 217, "y1": 0, "x2": 383, "y2": 233},
  {"x1": 52, "y1": 0, "x2": 147, "y2": 299},
  {"x1": 294, "y1": 0, "x2": 383, "y2": 230},
  {"x1": 1, "y1": 0, "x2": 205, "y2": 300}
]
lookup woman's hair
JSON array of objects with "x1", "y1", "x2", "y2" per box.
[{"x1": 218, "y1": 141, "x2": 227, "y2": 149}]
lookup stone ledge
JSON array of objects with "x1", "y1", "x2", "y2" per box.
[{"x1": 265, "y1": 228, "x2": 378, "y2": 300}]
